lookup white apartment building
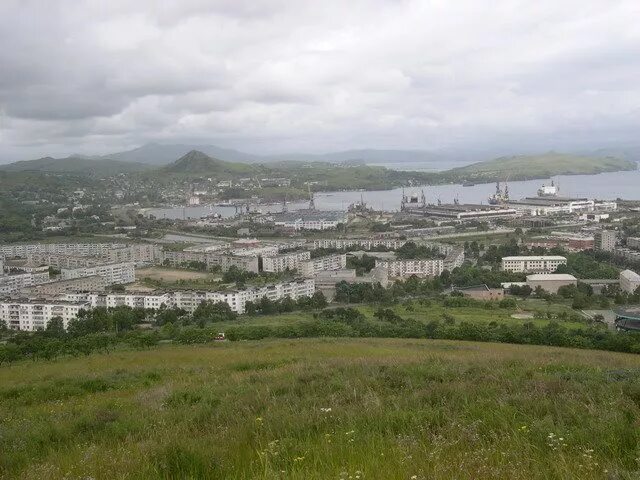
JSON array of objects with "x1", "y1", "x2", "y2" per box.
[
  {"x1": 0, "y1": 299, "x2": 89, "y2": 331},
  {"x1": 61, "y1": 278, "x2": 315, "y2": 315},
  {"x1": 162, "y1": 251, "x2": 260, "y2": 273},
  {"x1": 620, "y1": 270, "x2": 640, "y2": 294},
  {"x1": 262, "y1": 251, "x2": 311, "y2": 273},
  {"x1": 299, "y1": 254, "x2": 347, "y2": 277},
  {"x1": 61, "y1": 262, "x2": 135, "y2": 285},
  {"x1": 0, "y1": 243, "x2": 161, "y2": 266},
  {"x1": 596, "y1": 230, "x2": 618, "y2": 252},
  {"x1": 375, "y1": 259, "x2": 444, "y2": 279},
  {"x1": 312, "y1": 238, "x2": 407, "y2": 250},
  {"x1": 501, "y1": 256, "x2": 567, "y2": 273},
  {"x1": 444, "y1": 248, "x2": 465, "y2": 271},
  {"x1": 0, "y1": 270, "x2": 50, "y2": 295}
]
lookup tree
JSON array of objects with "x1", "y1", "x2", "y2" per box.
[
  {"x1": 45, "y1": 317, "x2": 66, "y2": 337},
  {"x1": 192, "y1": 301, "x2": 237, "y2": 324}
]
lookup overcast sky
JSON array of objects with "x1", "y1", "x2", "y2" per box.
[{"x1": 1, "y1": 0, "x2": 639, "y2": 162}]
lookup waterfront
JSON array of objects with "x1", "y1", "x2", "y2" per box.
[{"x1": 143, "y1": 169, "x2": 640, "y2": 219}]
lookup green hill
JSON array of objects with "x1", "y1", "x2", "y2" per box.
[
  {"x1": 0, "y1": 156, "x2": 151, "y2": 176},
  {"x1": 443, "y1": 152, "x2": 637, "y2": 182},
  {"x1": 1, "y1": 338, "x2": 639, "y2": 479},
  {"x1": 161, "y1": 150, "x2": 256, "y2": 176}
]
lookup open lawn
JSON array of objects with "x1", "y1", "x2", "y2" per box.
[{"x1": 2, "y1": 338, "x2": 640, "y2": 479}]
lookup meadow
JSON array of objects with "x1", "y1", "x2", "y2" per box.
[{"x1": 2, "y1": 338, "x2": 640, "y2": 479}]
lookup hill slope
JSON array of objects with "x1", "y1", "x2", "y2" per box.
[
  {"x1": 161, "y1": 150, "x2": 256, "y2": 175},
  {"x1": 0, "y1": 156, "x2": 151, "y2": 176},
  {"x1": 443, "y1": 152, "x2": 637, "y2": 182},
  {"x1": 1, "y1": 338, "x2": 639, "y2": 479}
]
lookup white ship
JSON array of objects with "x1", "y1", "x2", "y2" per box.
[{"x1": 537, "y1": 181, "x2": 559, "y2": 197}]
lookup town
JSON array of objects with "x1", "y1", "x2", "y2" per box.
[{"x1": 2, "y1": 177, "x2": 640, "y2": 335}]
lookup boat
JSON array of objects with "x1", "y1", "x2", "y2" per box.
[
  {"x1": 462, "y1": 182, "x2": 475, "y2": 187},
  {"x1": 537, "y1": 180, "x2": 559, "y2": 197}
]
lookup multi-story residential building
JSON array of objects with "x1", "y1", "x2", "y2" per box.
[
  {"x1": 312, "y1": 238, "x2": 407, "y2": 250},
  {"x1": 620, "y1": 270, "x2": 640, "y2": 294},
  {"x1": 61, "y1": 278, "x2": 315, "y2": 315},
  {"x1": 595, "y1": 230, "x2": 617, "y2": 252},
  {"x1": 627, "y1": 237, "x2": 640, "y2": 250},
  {"x1": 0, "y1": 243, "x2": 161, "y2": 267},
  {"x1": 443, "y1": 248, "x2": 465, "y2": 271},
  {"x1": 299, "y1": 254, "x2": 347, "y2": 277},
  {"x1": 61, "y1": 262, "x2": 135, "y2": 286},
  {"x1": 0, "y1": 299, "x2": 89, "y2": 331},
  {"x1": 262, "y1": 251, "x2": 311, "y2": 273},
  {"x1": 0, "y1": 269, "x2": 50, "y2": 295},
  {"x1": 501, "y1": 256, "x2": 567, "y2": 273},
  {"x1": 161, "y1": 251, "x2": 260, "y2": 273},
  {"x1": 375, "y1": 259, "x2": 444, "y2": 279},
  {"x1": 21, "y1": 275, "x2": 107, "y2": 296}
]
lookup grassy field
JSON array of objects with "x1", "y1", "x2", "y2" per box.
[{"x1": 2, "y1": 338, "x2": 640, "y2": 479}]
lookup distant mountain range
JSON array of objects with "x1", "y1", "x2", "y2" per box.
[
  {"x1": 1, "y1": 143, "x2": 638, "y2": 179},
  {"x1": 75, "y1": 142, "x2": 459, "y2": 166},
  {"x1": 0, "y1": 155, "x2": 152, "y2": 176}
]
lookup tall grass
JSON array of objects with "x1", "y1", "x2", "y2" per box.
[{"x1": 1, "y1": 338, "x2": 640, "y2": 479}]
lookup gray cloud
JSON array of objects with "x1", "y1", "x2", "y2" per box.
[{"x1": 1, "y1": 0, "x2": 639, "y2": 161}]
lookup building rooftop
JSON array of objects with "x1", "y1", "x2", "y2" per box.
[
  {"x1": 526, "y1": 274, "x2": 577, "y2": 281},
  {"x1": 502, "y1": 256, "x2": 567, "y2": 261},
  {"x1": 620, "y1": 270, "x2": 640, "y2": 281}
]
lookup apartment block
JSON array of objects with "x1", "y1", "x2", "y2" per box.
[
  {"x1": 61, "y1": 278, "x2": 315, "y2": 315},
  {"x1": 375, "y1": 259, "x2": 444, "y2": 279},
  {"x1": 61, "y1": 262, "x2": 135, "y2": 285},
  {"x1": 162, "y1": 251, "x2": 259, "y2": 273},
  {"x1": 595, "y1": 230, "x2": 617, "y2": 252},
  {"x1": 299, "y1": 254, "x2": 347, "y2": 277},
  {"x1": 501, "y1": 256, "x2": 567, "y2": 273},
  {"x1": 312, "y1": 238, "x2": 407, "y2": 250},
  {"x1": 0, "y1": 270, "x2": 50, "y2": 295},
  {"x1": 262, "y1": 251, "x2": 311, "y2": 273},
  {"x1": 0, "y1": 299, "x2": 89, "y2": 331}
]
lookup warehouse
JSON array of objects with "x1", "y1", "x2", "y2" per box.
[{"x1": 525, "y1": 273, "x2": 577, "y2": 294}]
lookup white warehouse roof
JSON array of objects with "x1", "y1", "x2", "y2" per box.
[
  {"x1": 502, "y1": 256, "x2": 567, "y2": 261},
  {"x1": 620, "y1": 270, "x2": 640, "y2": 281},
  {"x1": 526, "y1": 274, "x2": 577, "y2": 281}
]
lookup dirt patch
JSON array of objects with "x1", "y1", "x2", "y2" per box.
[{"x1": 136, "y1": 267, "x2": 212, "y2": 282}]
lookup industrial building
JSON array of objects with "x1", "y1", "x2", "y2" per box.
[
  {"x1": 403, "y1": 203, "x2": 518, "y2": 221},
  {"x1": 272, "y1": 211, "x2": 347, "y2": 230},
  {"x1": 501, "y1": 256, "x2": 567, "y2": 273},
  {"x1": 525, "y1": 273, "x2": 577, "y2": 294},
  {"x1": 506, "y1": 197, "x2": 616, "y2": 217},
  {"x1": 620, "y1": 270, "x2": 640, "y2": 294}
]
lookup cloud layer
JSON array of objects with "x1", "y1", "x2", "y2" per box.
[{"x1": 1, "y1": 0, "x2": 639, "y2": 161}]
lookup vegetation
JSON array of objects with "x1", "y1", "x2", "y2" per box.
[
  {"x1": 2, "y1": 338, "x2": 640, "y2": 478},
  {"x1": 443, "y1": 152, "x2": 637, "y2": 183}
]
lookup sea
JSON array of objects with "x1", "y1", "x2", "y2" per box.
[{"x1": 142, "y1": 169, "x2": 640, "y2": 220}]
